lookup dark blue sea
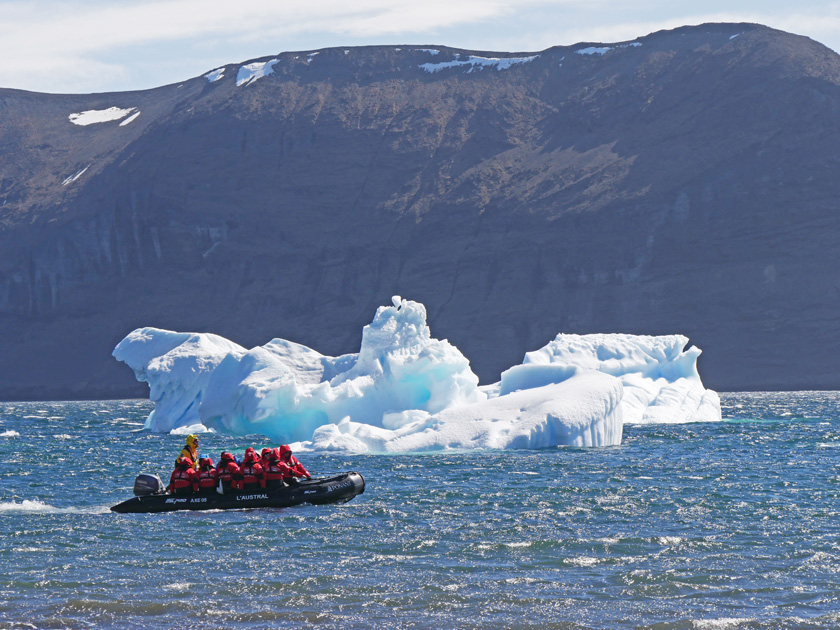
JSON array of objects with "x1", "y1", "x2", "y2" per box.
[{"x1": 1, "y1": 392, "x2": 839, "y2": 629}]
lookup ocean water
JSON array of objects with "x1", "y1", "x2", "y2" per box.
[{"x1": 1, "y1": 392, "x2": 839, "y2": 630}]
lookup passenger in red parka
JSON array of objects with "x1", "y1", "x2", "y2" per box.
[
  {"x1": 238, "y1": 447, "x2": 266, "y2": 491},
  {"x1": 275, "y1": 444, "x2": 311, "y2": 482},
  {"x1": 196, "y1": 456, "x2": 218, "y2": 494},
  {"x1": 264, "y1": 449, "x2": 288, "y2": 490},
  {"x1": 216, "y1": 452, "x2": 241, "y2": 492},
  {"x1": 260, "y1": 447, "x2": 273, "y2": 470},
  {"x1": 168, "y1": 456, "x2": 198, "y2": 495}
]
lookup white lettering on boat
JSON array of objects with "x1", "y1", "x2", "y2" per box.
[{"x1": 237, "y1": 494, "x2": 269, "y2": 501}]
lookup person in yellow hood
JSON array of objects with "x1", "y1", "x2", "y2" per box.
[{"x1": 176, "y1": 434, "x2": 200, "y2": 471}]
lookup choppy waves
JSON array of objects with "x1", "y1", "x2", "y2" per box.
[{"x1": 1, "y1": 396, "x2": 840, "y2": 629}]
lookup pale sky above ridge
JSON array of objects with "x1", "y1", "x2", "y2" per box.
[{"x1": 2, "y1": 0, "x2": 840, "y2": 94}]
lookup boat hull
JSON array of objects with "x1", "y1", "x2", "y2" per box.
[{"x1": 111, "y1": 472, "x2": 365, "y2": 514}]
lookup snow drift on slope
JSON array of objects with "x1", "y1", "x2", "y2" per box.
[
  {"x1": 114, "y1": 297, "x2": 720, "y2": 452},
  {"x1": 68, "y1": 107, "x2": 136, "y2": 126}
]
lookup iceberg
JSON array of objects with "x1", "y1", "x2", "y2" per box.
[
  {"x1": 309, "y1": 372, "x2": 622, "y2": 452},
  {"x1": 502, "y1": 333, "x2": 721, "y2": 424},
  {"x1": 112, "y1": 328, "x2": 246, "y2": 432},
  {"x1": 114, "y1": 297, "x2": 720, "y2": 452},
  {"x1": 199, "y1": 297, "x2": 484, "y2": 442}
]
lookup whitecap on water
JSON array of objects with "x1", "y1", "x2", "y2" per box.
[
  {"x1": 1, "y1": 430, "x2": 20, "y2": 437},
  {"x1": 163, "y1": 582, "x2": 192, "y2": 592},
  {"x1": 504, "y1": 577, "x2": 539, "y2": 584},
  {"x1": 0, "y1": 500, "x2": 110, "y2": 515},
  {"x1": 695, "y1": 619, "x2": 755, "y2": 629},
  {"x1": 567, "y1": 556, "x2": 600, "y2": 567}
]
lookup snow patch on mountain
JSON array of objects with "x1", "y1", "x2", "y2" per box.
[
  {"x1": 236, "y1": 59, "x2": 279, "y2": 87},
  {"x1": 576, "y1": 42, "x2": 642, "y2": 56},
  {"x1": 420, "y1": 54, "x2": 538, "y2": 73},
  {"x1": 204, "y1": 67, "x2": 225, "y2": 83},
  {"x1": 119, "y1": 111, "x2": 140, "y2": 126},
  {"x1": 62, "y1": 165, "x2": 90, "y2": 186},
  {"x1": 576, "y1": 46, "x2": 612, "y2": 55},
  {"x1": 68, "y1": 107, "x2": 136, "y2": 126}
]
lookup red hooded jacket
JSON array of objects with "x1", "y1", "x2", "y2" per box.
[
  {"x1": 168, "y1": 458, "x2": 198, "y2": 495},
  {"x1": 216, "y1": 452, "x2": 241, "y2": 491},
  {"x1": 196, "y1": 457, "x2": 218, "y2": 494},
  {"x1": 239, "y1": 448, "x2": 266, "y2": 490},
  {"x1": 275, "y1": 445, "x2": 310, "y2": 480}
]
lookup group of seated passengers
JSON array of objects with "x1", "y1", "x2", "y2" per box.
[{"x1": 167, "y1": 434, "x2": 311, "y2": 495}]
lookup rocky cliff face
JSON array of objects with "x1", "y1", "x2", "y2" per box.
[{"x1": 2, "y1": 23, "x2": 840, "y2": 399}]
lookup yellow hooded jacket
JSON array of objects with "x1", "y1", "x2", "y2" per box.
[{"x1": 176, "y1": 434, "x2": 199, "y2": 470}]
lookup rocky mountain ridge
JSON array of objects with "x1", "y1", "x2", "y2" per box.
[{"x1": 2, "y1": 22, "x2": 840, "y2": 399}]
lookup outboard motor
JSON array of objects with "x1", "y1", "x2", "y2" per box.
[{"x1": 133, "y1": 473, "x2": 166, "y2": 496}]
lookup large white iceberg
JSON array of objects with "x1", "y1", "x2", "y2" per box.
[
  {"x1": 112, "y1": 328, "x2": 245, "y2": 432},
  {"x1": 114, "y1": 297, "x2": 720, "y2": 452},
  {"x1": 501, "y1": 333, "x2": 721, "y2": 424},
  {"x1": 310, "y1": 371, "x2": 623, "y2": 452},
  {"x1": 198, "y1": 297, "x2": 484, "y2": 442}
]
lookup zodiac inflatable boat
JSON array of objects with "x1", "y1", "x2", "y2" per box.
[{"x1": 111, "y1": 471, "x2": 365, "y2": 514}]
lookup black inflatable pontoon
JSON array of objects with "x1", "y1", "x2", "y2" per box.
[{"x1": 111, "y1": 472, "x2": 365, "y2": 514}]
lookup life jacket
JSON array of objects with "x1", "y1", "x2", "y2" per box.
[
  {"x1": 264, "y1": 456, "x2": 287, "y2": 490},
  {"x1": 217, "y1": 455, "x2": 241, "y2": 491},
  {"x1": 197, "y1": 466, "x2": 218, "y2": 493},
  {"x1": 176, "y1": 445, "x2": 198, "y2": 470},
  {"x1": 169, "y1": 466, "x2": 196, "y2": 495},
  {"x1": 240, "y1": 459, "x2": 265, "y2": 490}
]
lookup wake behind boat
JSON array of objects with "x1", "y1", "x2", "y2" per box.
[{"x1": 111, "y1": 471, "x2": 365, "y2": 514}]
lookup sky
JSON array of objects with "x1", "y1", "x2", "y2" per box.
[{"x1": 2, "y1": 0, "x2": 840, "y2": 94}]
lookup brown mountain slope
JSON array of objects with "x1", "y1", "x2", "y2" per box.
[{"x1": 2, "y1": 23, "x2": 840, "y2": 399}]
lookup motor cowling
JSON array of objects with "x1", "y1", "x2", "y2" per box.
[{"x1": 133, "y1": 473, "x2": 166, "y2": 496}]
